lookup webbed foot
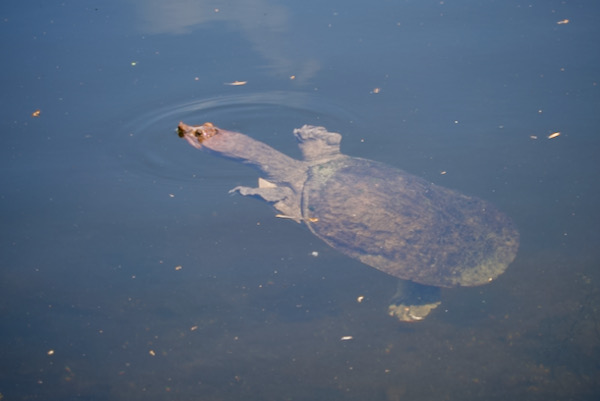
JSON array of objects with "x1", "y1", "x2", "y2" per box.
[
  {"x1": 229, "y1": 179, "x2": 302, "y2": 223},
  {"x1": 388, "y1": 280, "x2": 441, "y2": 322},
  {"x1": 388, "y1": 302, "x2": 441, "y2": 322},
  {"x1": 229, "y1": 185, "x2": 291, "y2": 203}
]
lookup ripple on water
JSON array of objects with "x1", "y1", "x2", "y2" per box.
[{"x1": 119, "y1": 91, "x2": 359, "y2": 183}]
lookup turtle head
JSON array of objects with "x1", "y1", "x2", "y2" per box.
[
  {"x1": 177, "y1": 122, "x2": 219, "y2": 149},
  {"x1": 293, "y1": 125, "x2": 342, "y2": 162}
]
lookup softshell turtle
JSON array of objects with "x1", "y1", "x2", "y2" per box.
[{"x1": 177, "y1": 122, "x2": 519, "y2": 321}]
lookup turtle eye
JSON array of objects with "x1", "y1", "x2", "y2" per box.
[{"x1": 177, "y1": 127, "x2": 185, "y2": 138}]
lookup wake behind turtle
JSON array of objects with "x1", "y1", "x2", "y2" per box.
[{"x1": 177, "y1": 122, "x2": 519, "y2": 321}]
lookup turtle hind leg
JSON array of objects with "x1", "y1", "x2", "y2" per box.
[{"x1": 388, "y1": 280, "x2": 441, "y2": 322}]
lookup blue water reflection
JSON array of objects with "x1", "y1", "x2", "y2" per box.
[{"x1": 2, "y1": 0, "x2": 600, "y2": 400}]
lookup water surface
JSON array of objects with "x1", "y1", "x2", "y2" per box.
[{"x1": 2, "y1": 1, "x2": 600, "y2": 400}]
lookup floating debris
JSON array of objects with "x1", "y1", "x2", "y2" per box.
[{"x1": 548, "y1": 132, "x2": 561, "y2": 139}]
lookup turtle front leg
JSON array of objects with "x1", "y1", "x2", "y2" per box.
[
  {"x1": 229, "y1": 179, "x2": 303, "y2": 223},
  {"x1": 229, "y1": 185, "x2": 291, "y2": 203}
]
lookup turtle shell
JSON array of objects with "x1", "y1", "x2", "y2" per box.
[{"x1": 301, "y1": 157, "x2": 519, "y2": 288}]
